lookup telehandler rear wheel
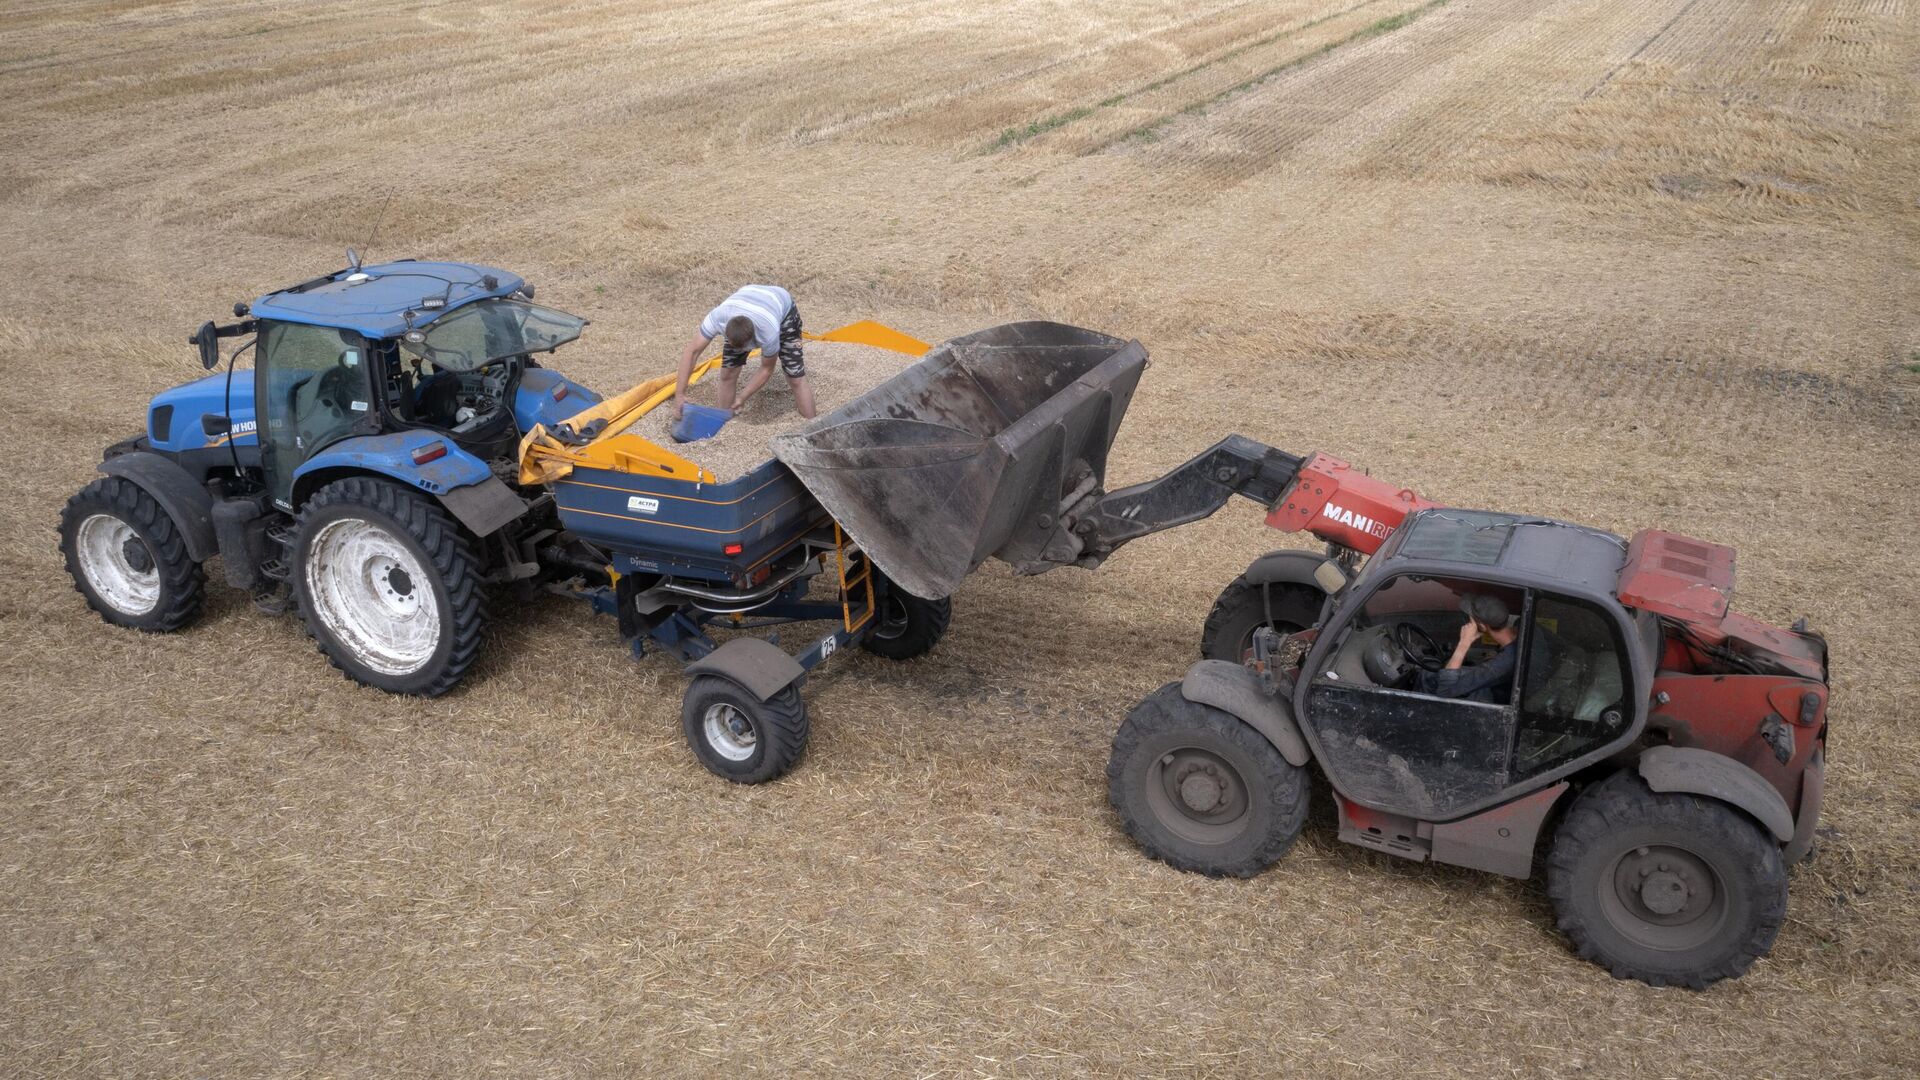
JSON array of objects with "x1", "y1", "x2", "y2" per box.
[
  {"x1": 1200, "y1": 575, "x2": 1319, "y2": 662},
  {"x1": 1109, "y1": 683, "x2": 1311, "y2": 878},
  {"x1": 60, "y1": 477, "x2": 205, "y2": 632},
  {"x1": 292, "y1": 477, "x2": 486, "y2": 697},
  {"x1": 682, "y1": 675, "x2": 809, "y2": 784},
  {"x1": 1546, "y1": 770, "x2": 1787, "y2": 989}
]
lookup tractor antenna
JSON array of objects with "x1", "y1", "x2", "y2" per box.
[{"x1": 350, "y1": 190, "x2": 395, "y2": 272}]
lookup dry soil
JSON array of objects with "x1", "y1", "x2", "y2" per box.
[{"x1": 1, "y1": 1, "x2": 1916, "y2": 1078}]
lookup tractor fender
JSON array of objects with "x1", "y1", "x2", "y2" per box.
[
  {"x1": 98, "y1": 451, "x2": 216, "y2": 562},
  {"x1": 291, "y1": 431, "x2": 493, "y2": 503},
  {"x1": 1180, "y1": 659, "x2": 1311, "y2": 767},
  {"x1": 1636, "y1": 745, "x2": 1794, "y2": 843},
  {"x1": 1243, "y1": 549, "x2": 1330, "y2": 588},
  {"x1": 685, "y1": 637, "x2": 805, "y2": 702}
]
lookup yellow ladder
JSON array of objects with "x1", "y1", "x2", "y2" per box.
[{"x1": 834, "y1": 522, "x2": 876, "y2": 634}]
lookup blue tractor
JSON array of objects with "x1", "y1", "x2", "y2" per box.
[
  {"x1": 60, "y1": 258, "x2": 602, "y2": 696},
  {"x1": 59, "y1": 258, "x2": 1151, "y2": 781}
]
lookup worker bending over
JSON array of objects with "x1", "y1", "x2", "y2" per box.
[
  {"x1": 1418, "y1": 595, "x2": 1520, "y2": 703},
  {"x1": 674, "y1": 284, "x2": 814, "y2": 420}
]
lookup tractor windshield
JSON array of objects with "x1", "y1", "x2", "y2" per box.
[{"x1": 399, "y1": 299, "x2": 584, "y2": 371}]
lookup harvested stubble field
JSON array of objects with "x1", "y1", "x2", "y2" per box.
[{"x1": 1, "y1": 0, "x2": 1916, "y2": 1076}]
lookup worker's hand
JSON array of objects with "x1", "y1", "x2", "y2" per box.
[
  {"x1": 1457, "y1": 620, "x2": 1483, "y2": 649},
  {"x1": 673, "y1": 395, "x2": 685, "y2": 420}
]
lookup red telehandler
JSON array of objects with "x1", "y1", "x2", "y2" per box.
[{"x1": 782, "y1": 327, "x2": 1828, "y2": 988}]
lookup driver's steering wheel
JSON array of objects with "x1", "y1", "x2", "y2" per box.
[
  {"x1": 316, "y1": 364, "x2": 358, "y2": 419},
  {"x1": 1392, "y1": 621, "x2": 1448, "y2": 672}
]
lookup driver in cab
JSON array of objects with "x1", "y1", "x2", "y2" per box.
[{"x1": 1417, "y1": 595, "x2": 1520, "y2": 703}]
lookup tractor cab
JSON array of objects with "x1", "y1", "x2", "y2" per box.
[
  {"x1": 1294, "y1": 509, "x2": 1652, "y2": 821},
  {"x1": 239, "y1": 260, "x2": 590, "y2": 510}
]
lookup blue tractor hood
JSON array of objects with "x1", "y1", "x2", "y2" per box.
[
  {"x1": 250, "y1": 260, "x2": 525, "y2": 340},
  {"x1": 148, "y1": 369, "x2": 257, "y2": 453}
]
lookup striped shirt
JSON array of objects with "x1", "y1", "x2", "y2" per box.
[{"x1": 699, "y1": 285, "x2": 793, "y2": 357}]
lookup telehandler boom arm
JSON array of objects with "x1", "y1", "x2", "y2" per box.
[{"x1": 1051, "y1": 440, "x2": 1439, "y2": 571}]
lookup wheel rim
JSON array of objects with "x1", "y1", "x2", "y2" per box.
[
  {"x1": 873, "y1": 595, "x2": 910, "y2": 641},
  {"x1": 1144, "y1": 745, "x2": 1252, "y2": 844},
  {"x1": 1599, "y1": 843, "x2": 1729, "y2": 952},
  {"x1": 75, "y1": 513, "x2": 160, "y2": 616},
  {"x1": 303, "y1": 518, "x2": 441, "y2": 676},
  {"x1": 702, "y1": 702, "x2": 758, "y2": 761},
  {"x1": 1237, "y1": 620, "x2": 1304, "y2": 663}
]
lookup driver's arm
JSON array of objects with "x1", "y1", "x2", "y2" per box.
[
  {"x1": 673, "y1": 334, "x2": 714, "y2": 418},
  {"x1": 1445, "y1": 620, "x2": 1480, "y2": 670}
]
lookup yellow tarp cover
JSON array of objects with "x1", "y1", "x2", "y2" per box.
[{"x1": 516, "y1": 320, "x2": 930, "y2": 486}]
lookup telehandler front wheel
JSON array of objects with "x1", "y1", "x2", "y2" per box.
[
  {"x1": 60, "y1": 476, "x2": 205, "y2": 632},
  {"x1": 1200, "y1": 575, "x2": 1319, "y2": 662},
  {"x1": 292, "y1": 477, "x2": 486, "y2": 697},
  {"x1": 1546, "y1": 770, "x2": 1787, "y2": 989},
  {"x1": 1108, "y1": 683, "x2": 1311, "y2": 878},
  {"x1": 682, "y1": 675, "x2": 809, "y2": 784}
]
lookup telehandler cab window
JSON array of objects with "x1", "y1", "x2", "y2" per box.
[
  {"x1": 1512, "y1": 594, "x2": 1631, "y2": 778},
  {"x1": 1304, "y1": 574, "x2": 1526, "y2": 817},
  {"x1": 259, "y1": 321, "x2": 369, "y2": 504}
]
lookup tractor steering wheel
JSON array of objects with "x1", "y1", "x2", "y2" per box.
[
  {"x1": 317, "y1": 364, "x2": 358, "y2": 419},
  {"x1": 1392, "y1": 621, "x2": 1447, "y2": 672}
]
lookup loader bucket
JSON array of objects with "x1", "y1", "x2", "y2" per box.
[{"x1": 770, "y1": 322, "x2": 1148, "y2": 599}]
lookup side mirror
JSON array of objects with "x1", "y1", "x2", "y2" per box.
[
  {"x1": 190, "y1": 321, "x2": 220, "y2": 370},
  {"x1": 1313, "y1": 560, "x2": 1349, "y2": 594},
  {"x1": 201, "y1": 414, "x2": 231, "y2": 437}
]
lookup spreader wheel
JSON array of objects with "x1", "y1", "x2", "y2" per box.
[
  {"x1": 1547, "y1": 770, "x2": 1787, "y2": 988},
  {"x1": 60, "y1": 476, "x2": 205, "y2": 632},
  {"x1": 682, "y1": 675, "x2": 810, "y2": 784},
  {"x1": 1200, "y1": 574, "x2": 1319, "y2": 662},
  {"x1": 860, "y1": 585, "x2": 951, "y2": 660},
  {"x1": 1108, "y1": 683, "x2": 1311, "y2": 877},
  {"x1": 292, "y1": 477, "x2": 486, "y2": 697}
]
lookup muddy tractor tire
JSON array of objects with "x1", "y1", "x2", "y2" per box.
[
  {"x1": 861, "y1": 585, "x2": 952, "y2": 661},
  {"x1": 1546, "y1": 769, "x2": 1788, "y2": 989},
  {"x1": 60, "y1": 476, "x2": 206, "y2": 633},
  {"x1": 682, "y1": 675, "x2": 810, "y2": 784},
  {"x1": 1109, "y1": 682, "x2": 1312, "y2": 878},
  {"x1": 1200, "y1": 575, "x2": 1320, "y2": 662},
  {"x1": 292, "y1": 477, "x2": 486, "y2": 697}
]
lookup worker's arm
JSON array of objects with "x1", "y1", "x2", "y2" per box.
[
  {"x1": 1445, "y1": 620, "x2": 1480, "y2": 670},
  {"x1": 673, "y1": 334, "x2": 713, "y2": 418}
]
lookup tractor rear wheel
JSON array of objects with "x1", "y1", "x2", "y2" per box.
[
  {"x1": 1200, "y1": 575, "x2": 1319, "y2": 662},
  {"x1": 292, "y1": 477, "x2": 486, "y2": 697},
  {"x1": 1108, "y1": 683, "x2": 1311, "y2": 877},
  {"x1": 59, "y1": 476, "x2": 205, "y2": 632},
  {"x1": 682, "y1": 675, "x2": 809, "y2": 784},
  {"x1": 860, "y1": 585, "x2": 951, "y2": 660},
  {"x1": 1546, "y1": 770, "x2": 1787, "y2": 988}
]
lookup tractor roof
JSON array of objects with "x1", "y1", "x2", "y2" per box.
[
  {"x1": 1391, "y1": 509, "x2": 1628, "y2": 598},
  {"x1": 249, "y1": 260, "x2": 525, "y2": 339}
]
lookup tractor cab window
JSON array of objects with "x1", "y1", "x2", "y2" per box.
[
  {"x1": 1512, "y1": 594, "x2": 1632, "y2": 779},
  {"x1": 258, "y1": 321, "x2": 371, "y2": 505},
  {"x1": 1303, "y1": 574, "x2": 1528, "y2": 819},
  {"x1": 397, "y1": 299, "x2": 584, "y2": 373}
]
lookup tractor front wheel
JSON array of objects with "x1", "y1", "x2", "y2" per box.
[
  {"x1": 1108, "y1": 683, "x2": 1311, "y2": 877},
  {"x1": 682, "y1": 675, "x2": 809, "y2": 784},
  {"x1": 60, "y1": 477, "x2": 205, "y2": 632},
  {"x1": 1200, "y1": 574, "x2": 1319, "y2": 662},
  {"x1": 1546, "y1": 770, "x2": 1787, "y2": 989},
  {"x1": 292, "y1": 477, "x2": 486, "y2": 697}
]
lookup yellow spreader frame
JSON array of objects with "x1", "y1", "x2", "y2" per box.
[{"x1": 517, "y1": 319, "x2": 930, "y2": 486}]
